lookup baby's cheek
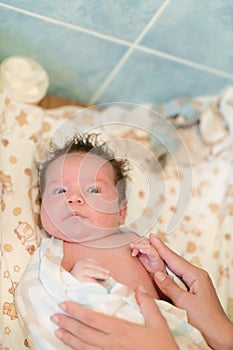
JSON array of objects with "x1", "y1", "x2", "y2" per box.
[
  {"x1": 102, "y1": 193, "x2": 119, "y2": 211},
  {"x1": 41, "y1": 201, "x2": 61, "y2": 228},
  {"x1": 40, "y1": 208, "x2": 54, "y2": 233}
]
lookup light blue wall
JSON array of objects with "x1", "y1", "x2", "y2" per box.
[{"x1": 0, "y1": 0, "x2": 232, "y2": 105}]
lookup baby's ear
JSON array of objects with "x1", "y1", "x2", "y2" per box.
[{"x1": 119, "y1": 200, "x2": 127, "y2": 224}]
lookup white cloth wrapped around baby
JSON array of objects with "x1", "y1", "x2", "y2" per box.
[{"x1": 15, "y1": 236, "x2": 210, "y2": 349}]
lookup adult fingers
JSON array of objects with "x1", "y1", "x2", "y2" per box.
[
  {"x1": 58, "y1": 301, "x2": 128, "y2": 334},
  {"x1": 135, "y1": 288, "x2": 179, "y2": 350},
  {"x1": 149, "y1": 235, "x2": 199, "y2": 285},
  {"x1": 135, "y1": 287, "x2": 167, "y2": 326},
  {"x1": 55, "y1": 326, "x2": 100, "y2": 350},
  {"x1": 53, "y1": 313, "x2": 107, "y2": 350},
  {"x1": 52, "y1": 303, "x2": 143, "y2": 350},
  {"x1": 153, "y1": 270, "x2": 191, "y2": 308}
]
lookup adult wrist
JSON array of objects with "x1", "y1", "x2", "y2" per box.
[{"x1": 213, "y1": 321, "x2": 233, "y2": 350}]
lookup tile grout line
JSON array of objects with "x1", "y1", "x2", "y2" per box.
[
  {"x1": 87, "y1": 46, "x2": 135, "y2": 105},
  {"x1": 0, "y1": 2, "x2": 131, "y2": 47},
  {"x1": 132, "y1": 0, "x2": 171, "y2": 45},
  {"x1": 1, "y1": 1, "x2": 232, "y2": 88},
  {"x1": 136, "y1": 44, "x2": 233, "y2": 79},
  {"x1": 88, "y1": 0, "x2": 171, "y2": 104}
]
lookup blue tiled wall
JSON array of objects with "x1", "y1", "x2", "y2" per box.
[{"x1": 0, "y1": 0, "x2": 232, "y2": 105}]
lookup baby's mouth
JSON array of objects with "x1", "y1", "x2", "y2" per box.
[{"x1": 71, "y1": 211, "x2": 86, "y2": 219}]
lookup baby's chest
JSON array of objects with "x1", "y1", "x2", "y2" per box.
[
  {"x1": 94, "y1": 248, "x2": 158, "y2": 298},
  {"x1": 63, "y1": 243, "x2": 158, "y2": 298},
  {"x1": 97, "y1": 246, "x2": 136, "y2": 275}
]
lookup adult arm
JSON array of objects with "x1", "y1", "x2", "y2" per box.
[{"x1": 150, "y1": 235, "x2": 233, "y2": 350}]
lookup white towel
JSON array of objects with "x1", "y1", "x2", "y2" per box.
[{"x1": 15, "y1": 236, "x2": 210, "y2": 350}]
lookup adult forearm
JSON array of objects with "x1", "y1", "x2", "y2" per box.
[{"x1": 215, "y1": 321, "x2": 233, "y2": 350}]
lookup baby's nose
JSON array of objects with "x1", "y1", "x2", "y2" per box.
[{"x1": 67, "y1": 191, "x2": 84, "y2": 204}]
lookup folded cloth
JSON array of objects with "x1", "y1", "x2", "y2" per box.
[{"x1": 15, "y1": 235, "x2": 210, "y2": 349}]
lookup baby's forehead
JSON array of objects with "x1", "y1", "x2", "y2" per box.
[
  {"x1": 46, "y1": 151, "x2": 113, "y2": 177},
  {"x1": 62, "y1": 151, "x2": 108, "y2": 166},
  {"x1": 49, "y1": 151, "x2": 104, "y2": 164}
]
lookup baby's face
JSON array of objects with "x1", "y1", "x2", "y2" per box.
[{"x1": 40, "y1": 152, "x2": 126, "y2": 243}]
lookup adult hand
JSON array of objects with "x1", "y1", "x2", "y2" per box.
[
  {"x1": 150, "y1": 234, "x2": 233, "y2": 350},
  {"x1": 51, "y1": 286, "x2": 178, "y2": 350}
]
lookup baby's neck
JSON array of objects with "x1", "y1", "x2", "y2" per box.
[
  {"x1": 64, "y1": 228, "x2": 135, "y2": 248},
  {"x1": 61, "y1": 230, "x2": 138, "y2": 271}
]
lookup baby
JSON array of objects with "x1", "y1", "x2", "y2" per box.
[
  {"x1": 39, "y1": 132, "x2": 165, "y2": 293},
  {"x1": 16, "y1": 133, "x2": 206, "y2": 350},
  {"x1": 15, "y1": 133, "x2": 166, "y2": 350}
]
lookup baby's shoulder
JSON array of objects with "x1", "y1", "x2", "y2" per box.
[
  {"x1": 123, "y1": 230, "x2": 139, "y2": 238},
  {"x1": 117, "y1": 229, "x2": 140, "y2": 245}
]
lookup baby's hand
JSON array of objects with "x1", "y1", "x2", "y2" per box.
[
  {"x1": 70, "y1": 258, "x2": 109, "y2": 282},
  {"x1": 130, "y1": 237, "x2": 165, "y2": 274}
]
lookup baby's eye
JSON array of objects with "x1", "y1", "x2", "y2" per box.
[
  {"x1": 54, "y1": 188, "x2": 67, "y2": 195},
  {"x1": 88, "y1": 187, "x2": 100, "y2": 194}
]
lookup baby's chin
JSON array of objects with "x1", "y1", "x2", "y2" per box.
[{"x1": 53, "y1": 224, "x2": 118, "y2": 245}]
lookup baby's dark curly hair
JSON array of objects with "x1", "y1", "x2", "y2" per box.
[{"x1": 39, "y1": 133, "x2": 131, "y2": 204}]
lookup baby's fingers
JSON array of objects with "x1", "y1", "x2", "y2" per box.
[
  {"x1": 85, "y1": 260, "x2": 110, "y2": 280},
  {"x1": 71, "y1": 259, "x2": 109, "y2": 282},
  {"x1": 132, "y1": 243, "x2": 158, "y2": 259},
  {"x1": 82, "y1": 266, "x2": 110, "y2": 281},
  {"x1": 131, "y1": 247, "x2": 140, "y2": 257},
  {"x1": 130, "y1": 237, "x2": 151, "y2": 253}
]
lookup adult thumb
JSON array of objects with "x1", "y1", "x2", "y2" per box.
[
  {"x1": 154, "y1": 271, "x2": 187, "y2": 308},
  {"x1": 135, "y1": 287, "x2": 164, "y2": 326}
]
